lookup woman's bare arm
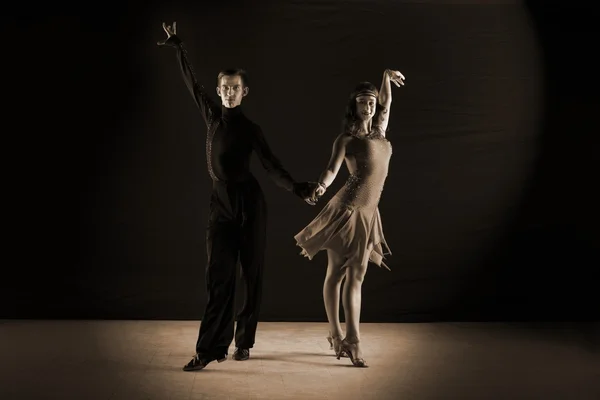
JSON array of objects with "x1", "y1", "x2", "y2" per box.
[
  {"x1": 374, "y1": 69, "x2": 405, "y2": 134},
  {"x1": 313, "y1": 133, "x2": 352, "y2": 198}
]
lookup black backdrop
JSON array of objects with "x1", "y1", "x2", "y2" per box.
[{"x1": 2, "y1": 1, "x2": 598, "y2": 321}]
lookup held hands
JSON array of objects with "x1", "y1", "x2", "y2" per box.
[
  {"x1": 293, "y1": 182, "x2": 321, "y2": 206},
  {"x1": 385, "y1": 69, "x2": 406, "y2": 87},
  {"x1": 157, "y1": 21, "x2": 177, "y2": 46},
  {"x1": 310, "y1": 183, "x2": 326, "y2": 203}
]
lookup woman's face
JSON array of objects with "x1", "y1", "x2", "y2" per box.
[{"x1": 355, "y1": 95, "x2": 377, "y2": 121}]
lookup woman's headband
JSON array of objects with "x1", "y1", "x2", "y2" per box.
[{"x1": 353, "y1": 89, "x2": 378, "y2": 99}]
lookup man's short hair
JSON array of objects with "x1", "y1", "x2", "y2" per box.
[{"x1": 217, "y1": 69, "x2": 249, "y2": 87}]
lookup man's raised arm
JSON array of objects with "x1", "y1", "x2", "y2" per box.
[{"x1": 157, "y1": 22, "x2": 219, "y2": 127}]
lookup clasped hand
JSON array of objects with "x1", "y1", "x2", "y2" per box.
[
  {"x1": 292, "y1": 182, "x2": 321, "y2": 206},
  {"x1": 305, "y1": 183, "x2": 326, "y2": 206}
]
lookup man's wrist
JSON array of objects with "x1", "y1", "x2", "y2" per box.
[
  {"x1": 165, "y1": 35, "x2": 183, "y2": 47},
  {"x1": 292, "y1": 181, "x2": 304, "y2": 196}
]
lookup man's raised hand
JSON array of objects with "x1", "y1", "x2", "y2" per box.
[{"x1": 157, "y1": 21, "x2": 177, "y2": 46}]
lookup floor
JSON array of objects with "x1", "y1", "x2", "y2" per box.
[{"x1": 0, "y1": 320, "x2": 598, "y2": 399}]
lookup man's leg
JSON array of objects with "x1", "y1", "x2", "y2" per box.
[
  {"x1": 183, "y1": 216, "x2": 240, "y2": 371},
  {"x1": 234, "y1": 190, "x2": 267, "y2": 358},
  {"x1": 196, "y1": 219, "x2": 240, "y2": 355}
]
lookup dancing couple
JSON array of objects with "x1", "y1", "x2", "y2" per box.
[{"x1": 157, "y1": 22, "x2": 405, "y2": 371}]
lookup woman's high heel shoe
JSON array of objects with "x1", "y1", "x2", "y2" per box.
[
  {"x1": 326, "y1": 334, "x2": 348, "y2": 358},
  {"x1": 338, "y1": 337, "x2": 368, "y2": 367}
]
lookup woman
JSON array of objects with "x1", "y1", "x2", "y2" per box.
[{"x1": 294, "y1": 69, "x2": 405, "y2": 367}]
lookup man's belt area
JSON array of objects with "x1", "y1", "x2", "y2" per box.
[{"x1": 211, "y1": 171, "x2": 254, "y2": 186}]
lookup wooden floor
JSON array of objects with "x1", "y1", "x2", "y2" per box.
[{"x1": 0, "y1": 320, "x2": 598, "y2": 399}]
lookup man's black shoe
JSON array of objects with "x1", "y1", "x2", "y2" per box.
[
  {"x1": 232, "y1": 348, "x2": 250, "y2": 361},
  {"x1": 182, "y1": 352, "x2": 227, "y2": 371}
]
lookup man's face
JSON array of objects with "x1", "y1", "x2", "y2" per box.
[{"x1": 216, "y1": 75, "x2": 248, "y2": 108}]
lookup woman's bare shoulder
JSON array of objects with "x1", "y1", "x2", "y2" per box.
[{"x1": 335, "y1": 132, "x2": 354, "y2": 143}]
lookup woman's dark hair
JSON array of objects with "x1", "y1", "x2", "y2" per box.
[{"x1": 341, "y1": 82, "x2": 379, "y2": 136}]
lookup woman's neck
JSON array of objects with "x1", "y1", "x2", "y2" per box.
[{"x1": 355, "y1": 119, "x2": 372, "y2": 136}]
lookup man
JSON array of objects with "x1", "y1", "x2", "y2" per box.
[{"x1": 157, "y1": 22, "x2": 318, "y2": 371}]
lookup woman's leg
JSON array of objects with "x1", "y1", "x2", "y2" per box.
[
  {"x1": 341, "y1": 245, "x2": 371, "y2": 362},
  {"x1": 324, "y1": 250, "x2": 347, "y2": 339}
]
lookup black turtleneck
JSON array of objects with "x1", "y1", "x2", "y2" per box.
[{"x1": 164, "y1": 35, "x2": 295, "y2": 191}]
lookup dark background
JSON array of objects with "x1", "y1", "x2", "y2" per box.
[{"x1": 2, "y1": 1, "x2": 598, "y2": 322}]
